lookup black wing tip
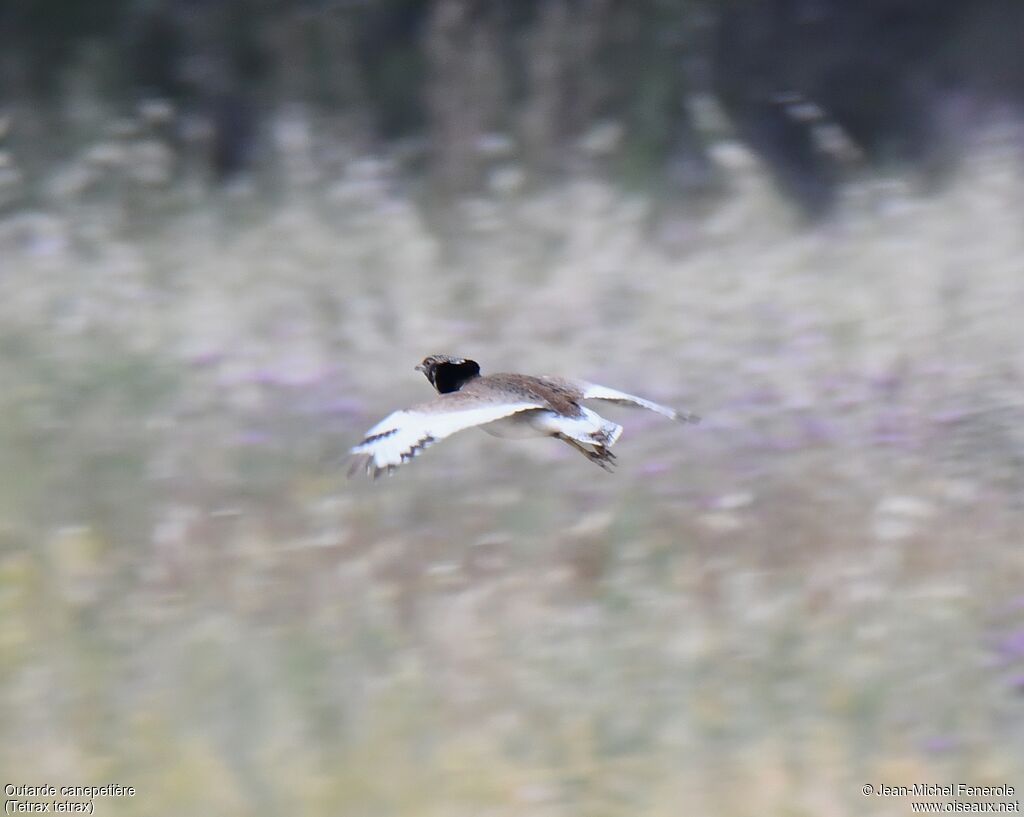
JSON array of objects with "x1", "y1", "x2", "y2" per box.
[
  {"x1": 347, "y1": 454, "x2": 398, "y2": 481},
  {"x1": 677, "y1": 411, "x2": 701, "y2": 424},
  {"x1": 347, "y1": 434, "x2": 438, "y2": 481},
  {"x1": 346, "y1": 453, "x2": 388, "y2": 480},
  {"x1": 346, "y1": 453, "x2": 372, "y2": 479}
]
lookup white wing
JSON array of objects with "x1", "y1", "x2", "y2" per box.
[
  {"x1": 349, "y1": 401, "x2": 542, "y2": 478},
  {"x1": 579, "y1": 382, "x2": 699, "y2": 423}
]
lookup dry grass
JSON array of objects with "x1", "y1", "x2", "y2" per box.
[{"x1": 1, "y1": 109, "x2": 1023, "y2": 816}]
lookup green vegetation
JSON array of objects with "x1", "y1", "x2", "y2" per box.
[{"x1": 1, "y1": 99, "x2": 1022, "y2": 816}]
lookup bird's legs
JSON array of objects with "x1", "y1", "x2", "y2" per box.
[{"x1": 553, "y1": 433, "x2": 616, "y2": 471}]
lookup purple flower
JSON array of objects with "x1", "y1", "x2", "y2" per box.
[
  {"x1": 639, "y1": 462, "x2": 672, "y2": 478},
  {"x1": 870, "y1": 366, "x2": 906, "y2": 399},
  {"x1": 797, "y1": 414, "x2": 836, "y2": 444},
  {"x1": 740, "y1": 386, "x2": 781, "y2": 408},
  {"x1": 314, "y1": 397, "x2": 364, "y2": 417},
  {"x1": 872, "y1": 413, "x2": 913, "y2": 447},
  {"x1": 187, "y1": 350, "x2": 224, "y2": 367},
  {"x1": 920, "y1": 735, "x2": 959, "y2": 754},
  {"x1": 243, "y1": 366, "x2": 334, "y2": 388},
  {"x1": 929, "y1": 409, "x2": 971, "y2": 425},
  {"x1": 996, "y1": 628, "x2": 1024, "y2": 662},
  {"x1": 236, "y1": 430, "x2": 273, "y2": 446},
  {"x1": 242, "y1": 369, "x2": 280, "y2": 386},
  {"x1": 1007, "y1": 672, "x2": 1024, "y2": 693}
]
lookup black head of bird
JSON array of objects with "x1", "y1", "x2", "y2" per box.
[{"x1": 415, "y1": 355, "x2": 482, "y2": 394}]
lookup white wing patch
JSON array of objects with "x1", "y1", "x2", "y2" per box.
[
  {"x1": 350, "y1": 402, "x2": 542, "y2": 478},
  {"x1": 580, "y1": 382, "x2": 700, "y2": 423},
  {"x1": 532, "y1": 406, "x2": 623, "y2": 447}
]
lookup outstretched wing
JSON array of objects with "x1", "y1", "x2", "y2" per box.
[
  {"x1": 349, "y1": 397, "x2": 543, "y2": 479},
  {"x1": 578, "y1": 382, "x2": 700, "y2": 423}
]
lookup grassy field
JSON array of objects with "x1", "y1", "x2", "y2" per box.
[{"x1": 1, "y1": 113, "x2": 1023, "y2": 816}]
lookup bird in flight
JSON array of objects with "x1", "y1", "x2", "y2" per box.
[{"x1": 349, "y1": 355, "x2": 699, "y2": 479}]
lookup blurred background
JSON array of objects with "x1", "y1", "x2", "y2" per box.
[{"x1": 2, "y1": 1, "x2": 1023, "y2": 815}]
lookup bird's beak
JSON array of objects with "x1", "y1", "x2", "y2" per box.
[{"x1": 414, "y1": 364, "x2": 424, "y2": 373}]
